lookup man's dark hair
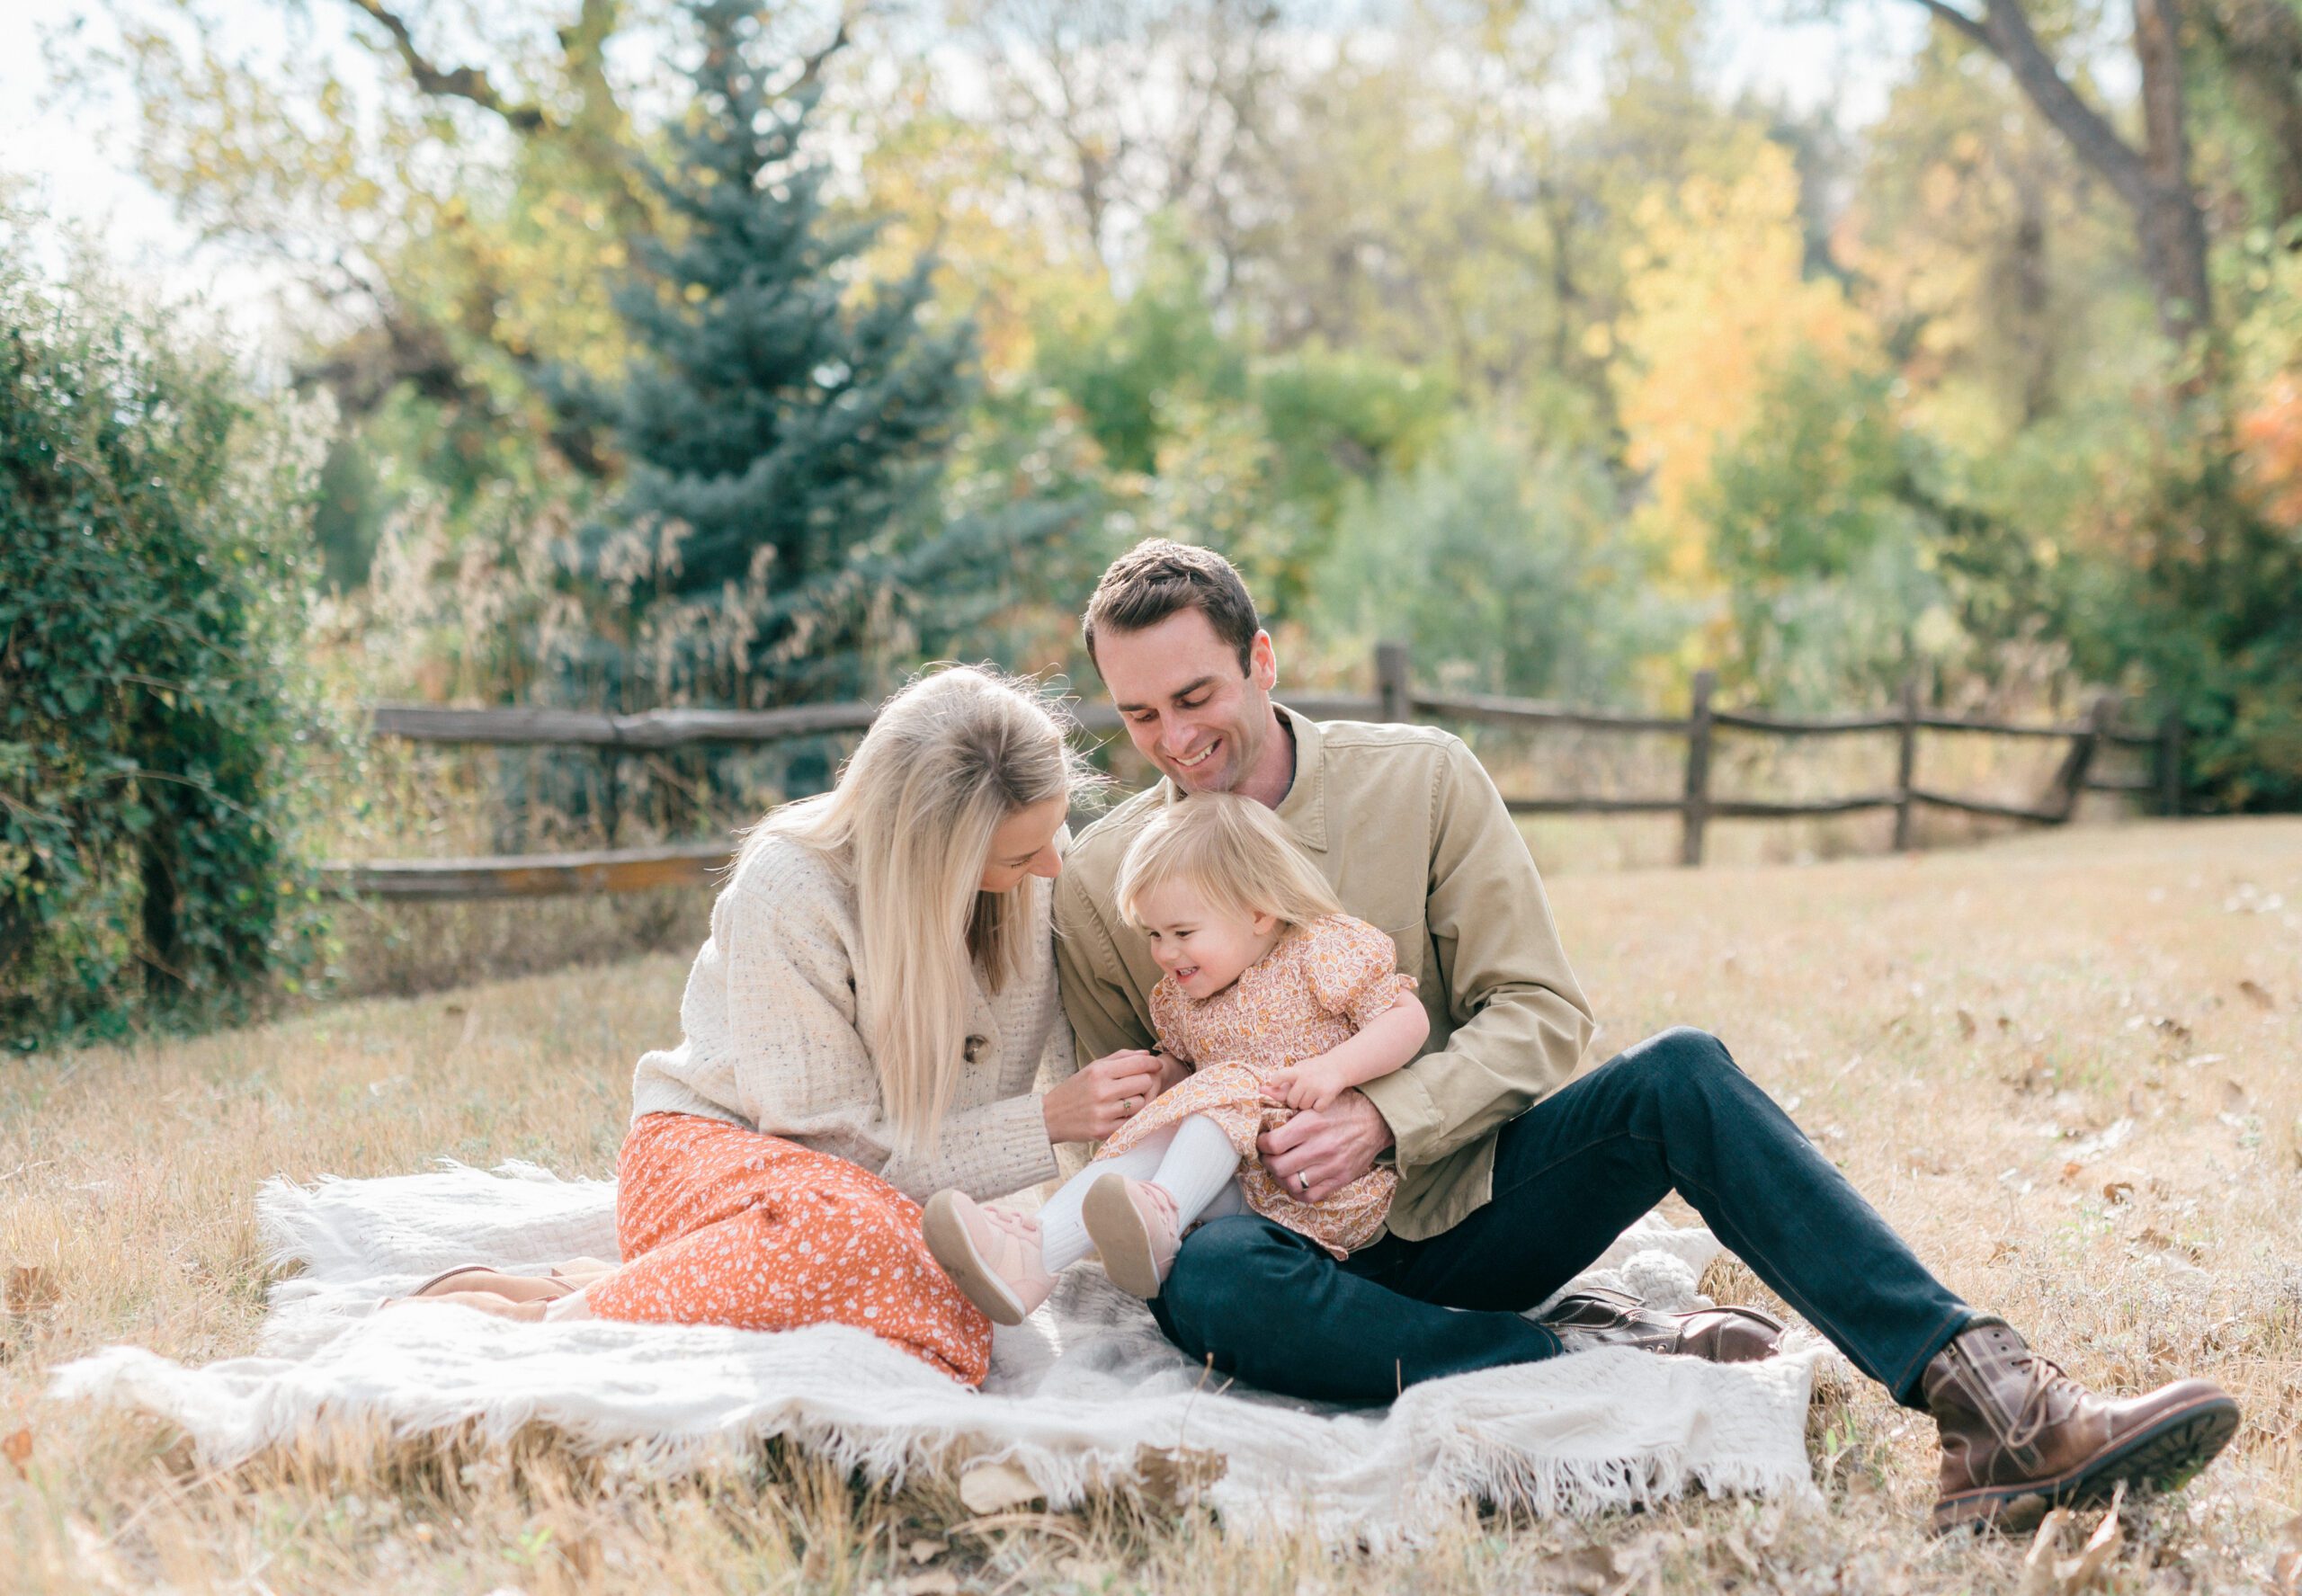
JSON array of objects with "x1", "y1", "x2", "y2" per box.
[{"x1": 1082, "y1": 539, "x2": 1262, "y2": 673}]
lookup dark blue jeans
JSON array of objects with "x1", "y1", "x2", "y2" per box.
[{"x1": 1147, "y1": 1026, "x2": 1975, "y2": 1406}]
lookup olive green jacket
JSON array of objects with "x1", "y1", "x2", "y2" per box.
[{"x1": 1051, "y1": 706, "x2": 1596, "y2": 1240}]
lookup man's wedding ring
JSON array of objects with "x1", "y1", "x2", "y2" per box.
[{"x1": 1297, "y1": 1172, "x2": 1310, "y2": 1193}]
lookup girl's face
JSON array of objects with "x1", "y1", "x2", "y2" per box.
[
  {"x1": 978, "y1": 795, "x2": 1069, "y2": 894},
  {"x1": 1135, "y1": 878, "x2": 1281, "y2": 1000}
]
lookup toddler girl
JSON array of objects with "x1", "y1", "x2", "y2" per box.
[{"x1": 923, "y1": 792, "x2": 1429, "y2": 1323}]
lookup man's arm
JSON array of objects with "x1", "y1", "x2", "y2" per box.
[
  {"x1": 1353, "y1": 737, "x2": 1596, "y2": 1169},
  {"x1": 1052, "y1": 864, "x2": 1156, "y2": 1067}
]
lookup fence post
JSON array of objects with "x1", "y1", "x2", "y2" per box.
[
  {"x1": 1376, "y1": 641, "x2": 1412, "y2": 723},
  {"x1": 2159, "y1": 706, "x2": 2184, "y2": 818},
  {"x1": 1680, "y1": 669, "x2": 1715, "y2": 868},
  {"x1": 1892, "y1": 677, "x2": 1920, "y2": 852},
  {"x1": 2047, "y1": 693, "x2": 2113, "y2": 823}
]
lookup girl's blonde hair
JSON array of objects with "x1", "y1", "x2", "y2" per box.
[
  {"x1": 739, "y1": 664, "x2": 1098, "y2": 1155},
  {"x1": 1115, "y1": 792, "x2": 1343, "y2": 934}
]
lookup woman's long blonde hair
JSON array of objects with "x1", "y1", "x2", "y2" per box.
[
  {"x1": 1115, "y1": 792, "x2": 1342, "y2": 934},
  {"x1": 742, "y1": 664, "x2": 1095, "y2": 1155}
]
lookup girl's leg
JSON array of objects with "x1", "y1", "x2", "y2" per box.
[
  {"x1": 1145, "y1": 1114, "x2": 1242, "y2": 1228},
  {"x1": 1084, "y1": 1115, "x2": 1245, "y2": 1298},
  {"x1": 1044, "y1": 1131, "x2": 1174, "y2": 1270}
]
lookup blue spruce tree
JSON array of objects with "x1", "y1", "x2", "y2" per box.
[{"x1": 562, "y1": 0, "x2": 1041, "y2": 709}]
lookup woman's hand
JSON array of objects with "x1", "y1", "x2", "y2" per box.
[{"x1": 1041, "y1": 1048, "x2": 1164, "y2": 1144}]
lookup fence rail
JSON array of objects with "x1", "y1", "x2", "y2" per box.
[{"x1": 326, "y1": 645, "x2": 2182, "y2": 897}]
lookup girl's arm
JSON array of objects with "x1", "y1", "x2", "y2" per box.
[{"x1": 1265, "y1": 998, "x2": 1431, "y2": 1113}]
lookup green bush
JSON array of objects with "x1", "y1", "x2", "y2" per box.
[
  {"x1": 1307, "y1": 425, "x2": 1683, "y2": 701},
  {"x1": 0, "y1": 262, "x2": 334, "y2": 1049}
]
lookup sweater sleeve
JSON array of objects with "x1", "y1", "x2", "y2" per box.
[{"x1": 722, "y1": 879, "x2": 1057, "y2": 1204}]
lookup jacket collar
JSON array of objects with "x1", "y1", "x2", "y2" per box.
[{"x1": 1155, "y1": 703, "x2": 1328, "y2": 854}]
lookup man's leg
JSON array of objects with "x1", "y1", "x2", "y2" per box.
[
  {"x1": 1372, "y1": 1026, "x2": 1975, "y2": 1405},
  {"x1": 1148, "y1": 1214, "x2": 1564, "y2": 1403}
]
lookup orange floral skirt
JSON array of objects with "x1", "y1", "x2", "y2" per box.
[{"x1": 587, "y1": 1111, "x2": 992, "y2": 1386}]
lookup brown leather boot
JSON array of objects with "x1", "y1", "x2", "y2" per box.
[
  {"x1": 1923, "y1": 1317, "x2": 2240, "y2": 1532},
  {"x1": 1538, "y1": 1286, "x2": 1785, "y2": 1363}
]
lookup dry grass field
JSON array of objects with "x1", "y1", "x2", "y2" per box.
[{"x1": 4, "y1": 816, "x2": 2299, "y2": 1594}]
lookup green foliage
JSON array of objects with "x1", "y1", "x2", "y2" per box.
[
  {"x1": 1307, "y1": 425, "x2": 1682, "y2": 702},
  {"x1": 2066, "y1": 440, "x2": 2302, "y2": 812},
  {"x1": 0, "y1": 263, "x2": 333, "y2": 1049},
  {"x1": 1700, "y1": 354, "x2": 2017, "y2": 706}
]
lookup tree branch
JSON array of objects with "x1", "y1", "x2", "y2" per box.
[
  {"x1": 1910, "y1": 0, "x2": 1992, "y2": 49},
  {"x1": 339, "y1": 0, "x2": 549, "y2": 131},
  {"x1": 1974, "y1": 0, "x2": 2151, "y2": 210}
]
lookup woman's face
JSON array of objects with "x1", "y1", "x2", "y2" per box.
[{"x1": 977, "y1": 794, "x2": 1069, "y2": 894}]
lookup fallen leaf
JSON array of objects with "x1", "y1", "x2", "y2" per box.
[
  {"x1": 2239, "y1": 980, "x2": 2275, "y2": 1011},
  {"x1": 906, "y1": 1538, "x2": 947, "y2": 1565},
  {"x1": 2061, "y1": 1486, "x2": 2125, "y2": 1591},
  {"x1": 2271, "y1": 1511, "x2": 2302, "y2": 1594},
  {"x1": 2060, "y1": 1161, "x2": 2083, "y2": 1182},
  {"x1": 4, "y1": 1266, "x2": 58, "y2": 1315},
  {"x1": 1132, "y1": 1442, "x2": 1226, "y2": 1511},
  {"x1": 2, "y1": 1426, "x2": 29, "y2": 1478},
  {"x1": 2153, "y1": 1016, "x2": 2193, "y2": 1048},
  {"x1": 2102, "y1": 1181, "x2": 2134, "y2": 1204},
  {"x1": 906, "y1": 1573, "x2": 959, "y2": 1596},
  {"x1": 2019, "y1": 1508, "x2": 2075, "y2": 1596},
  {"x1": 1956, "y1": 1009, "x2": 1978, "y2": 1039},
  {"x1": 2222, "y1": 1080, "x2": 2252, "y2": 1116},
  {"x1": 1533, "y1": 1545, "x2": 1628, "y2": 1596},
  {"x1": 958, "y1": 1459, "x2": 1042, "y2": 1515}
]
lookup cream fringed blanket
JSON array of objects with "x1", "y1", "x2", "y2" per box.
[{"x1": 51, "y1": 1162, "x2": 1838, "y2": 1546}]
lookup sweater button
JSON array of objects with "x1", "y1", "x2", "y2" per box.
[{"x1": 963, "y1": 1035, "x2": 986, "y2": 1063}]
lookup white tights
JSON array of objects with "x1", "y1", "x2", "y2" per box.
[{"x1": 1035, "y1": 1115, "x2": 1247, "y2": 1271}]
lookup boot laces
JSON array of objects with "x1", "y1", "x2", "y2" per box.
[{"x1": 2000, "y1": 1351, "x2": 2075, "y2": 1450}]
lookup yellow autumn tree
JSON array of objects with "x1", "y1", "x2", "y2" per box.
[{"x1": 1611, "y1": 134, "x2": 1878, "y2": 589}]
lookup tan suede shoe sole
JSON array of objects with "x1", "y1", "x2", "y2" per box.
[
  {"x1": 921, "y1": 1190, "x2": 1031, "y2": 1327},
  {"x1": 1081, "y1": 1174, "x2": 1170, "y2": 1298}
]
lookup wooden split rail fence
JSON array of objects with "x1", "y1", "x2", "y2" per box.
[{"x1": 327, "y1": 643, "x2": 2182, "y2": 899}]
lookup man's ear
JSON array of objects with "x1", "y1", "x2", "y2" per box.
[{"x1": 1250, "y1": 630, "x2": 1279, "y2": 693}]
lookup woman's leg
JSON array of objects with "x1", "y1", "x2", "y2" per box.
[{"x1": 585, "y1": 1112, "x2": 993, "y2": 1385}]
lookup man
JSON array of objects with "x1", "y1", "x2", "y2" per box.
[{"x1": 1052, "y1": 539, "x2": 2239, "y2": 1532}]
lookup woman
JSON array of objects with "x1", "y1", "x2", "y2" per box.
[{"x1": 405, "y1": 665, "x2": 1170, "y2": 1385}]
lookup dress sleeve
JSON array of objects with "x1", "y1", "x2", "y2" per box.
[
  {"x1": 1147, "y1": 977, "x2": 1196, "y2": 1065},
  {"x1": 1305, "y1": 915, "x2": 1419, "y2": 1030}
]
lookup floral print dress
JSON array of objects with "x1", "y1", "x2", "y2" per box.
[{"x1": 1096, "y1": 914, "x2": 1418, "y2": 1256}]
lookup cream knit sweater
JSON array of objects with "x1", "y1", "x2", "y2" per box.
[{"x1": 629, "y1": 831, "x2": 1073, "y2": 1203}]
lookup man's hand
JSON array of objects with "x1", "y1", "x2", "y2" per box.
[
  {"x1": 1042, "y1": 1048, "x2": 1164, "y2": 1144},
  {"x1": 1262, "y1": 1055, "x2": 1352, "y2": 1113},
  {"x1": 1257, "y1": 1087, "x2": 1395, "y2": 1204}
]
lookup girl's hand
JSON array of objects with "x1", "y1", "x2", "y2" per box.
[
  {"x1": 1150, "y1": 1049, "x2": 1191, "y2": 1098},
  {"x1": 1263, "y1": 1059, "x2": 1346, "y2": 1113},
  {"x1": 1042, "y1": 1048, "x2": 1164, "y2": 1144}
]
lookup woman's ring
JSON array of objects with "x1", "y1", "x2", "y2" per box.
[{"x1": 1120, "y1": 1095, "x2": 1140, "y2": 1115}]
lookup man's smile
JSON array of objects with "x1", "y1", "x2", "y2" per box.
[{"x1": 1170, "y1": 737, "x2": 1218, "y2": 771}]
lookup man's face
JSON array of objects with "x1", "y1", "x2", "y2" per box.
[{"x1": 1094, "y1": 609, "x2": 1279, "y2": 795}]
